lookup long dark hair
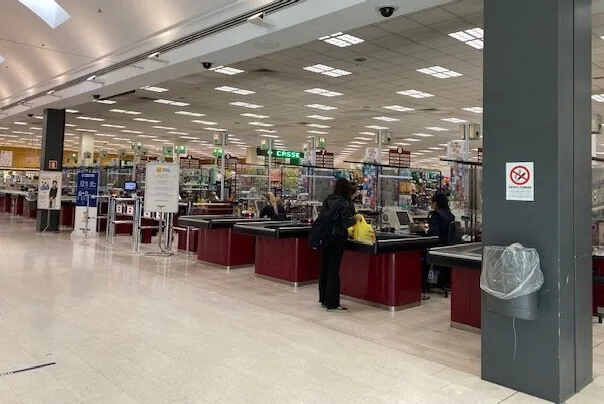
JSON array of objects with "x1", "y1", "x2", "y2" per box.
[
  {"x1": 431, "y1": 193, "x2": 450, "y2": 211},
  {"x1": 333, "y1": 178, "x2": 352, "y2": 201}
]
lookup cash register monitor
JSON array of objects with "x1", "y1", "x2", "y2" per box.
[
  {"x1": 396, "y1": 211, "x2": 411, "y2": 226},
  {"x1": 124, "y1": 181, "x2": 137, "y2": 192}
]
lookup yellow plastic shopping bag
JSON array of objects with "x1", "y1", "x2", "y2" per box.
[{"x1": 349, "y1": 216, "x2": 376, "y2": 245}]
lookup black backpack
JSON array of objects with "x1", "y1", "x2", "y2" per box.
[{"x1": 309, "y1": 199, "x2": 342, "y2": 250}]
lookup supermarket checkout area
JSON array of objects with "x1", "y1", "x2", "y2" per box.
[
  {"x1": 427, "y1": 243, "x2": 604, "y2": 333},
  {"x1": 0, "y1": 189, "x2": 77, "y2": 226},
  {"x1": 234, "y1": 220, "x2": 440, "y2": 310}
]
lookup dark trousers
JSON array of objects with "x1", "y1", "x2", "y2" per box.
[{"x1": 319, "y1": 237, "x2": 346, "y2": 308}]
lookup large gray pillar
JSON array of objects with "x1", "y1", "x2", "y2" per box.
[
  {"x1": 36, "y1": 109, "x2": 66, "y2": 232},
  {"x1": 482, "y1": 0, "x2": 592, "y2": 402}
]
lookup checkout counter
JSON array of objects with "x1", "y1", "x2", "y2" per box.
[
  {"x1": 178, "y1": 215, "x2": 270, "y2": 268},
  {"x1": 427, "y1": 243, "x2": 604, "y2": 333},
  {"x1": 233, "y1": 222, "x2": 319, "y2": 286},
  {"x1": 341, "y1": 233, "x2": 440, "y2": 311}
]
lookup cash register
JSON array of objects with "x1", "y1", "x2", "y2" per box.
[{"x1": 382, "y1": 207, "x2": 428, "y2": 234}]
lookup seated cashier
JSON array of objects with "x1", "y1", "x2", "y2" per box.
[{"x1": 259, "y1": 193, "x2": 286, "y2": 220}]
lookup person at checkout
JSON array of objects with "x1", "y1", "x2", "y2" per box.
[
  {"x1": 259, "y1": 192, "x2": 286, "y2": 220},
  {"x1": 423, "y1": 193, "x2": 455, "y2": 298}
]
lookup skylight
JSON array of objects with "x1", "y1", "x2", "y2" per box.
[
  {"x1": 19, "y1": 0, "x2": 71, "y2": 29},
  {"x1": 462, "y1": 107, "x2": 483, "y2": 114},
  {"x1": 417, "y1": 66, "x2": 463, "y2": 79},
  {"x1": 215, "y1": 86, "x2": 255, "y2": 95},
  {"x1": 303, "y1": 64, "x2": 352, "y2": 77},
  {"x1": 209, "y1": 66, "x2": 244, "y2": 75},
  {"x1": 449, "y1": 28, "x2": 484, "y2": 50},
  {"x1": 319, "y1": 32, "x2": 364, "y2": 48},
  {"x1": 397, "y1": 90, "x2": 434, "y2": 99},
  {"x1": 305, "y1": 88, "x2": 343, "y2": 97}
]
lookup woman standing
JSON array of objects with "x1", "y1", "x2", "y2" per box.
[{"x1": 318, "y1": 178, "x2": 359, "y2": 311}]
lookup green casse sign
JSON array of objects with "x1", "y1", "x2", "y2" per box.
[{"x1": 256, "y1": 148, "x2": 303, "y2": 160}]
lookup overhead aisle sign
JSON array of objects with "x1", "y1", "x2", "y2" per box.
[{"x1": 506, "y1": 162, "x2": 534, "y2": 201}]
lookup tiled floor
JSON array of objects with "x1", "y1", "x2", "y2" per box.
[{"x1": 0, "y1": 214, "x2": 603, "y2": 403}]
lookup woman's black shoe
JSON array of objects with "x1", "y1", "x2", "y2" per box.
[{"x1": 326, "y1": 306, "x2": 348, "y2": 311}]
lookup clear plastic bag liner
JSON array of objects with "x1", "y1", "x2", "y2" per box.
[{"x1": 480, "y1": 243, "x2": 544, "y2": 300}]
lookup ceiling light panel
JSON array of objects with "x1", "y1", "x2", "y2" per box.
[
  {"x1": 442, "y1": 118, "x2": 468, "y2": 123},
  {"x1": 366, "y1": 125, "x2": 389, "y2": 130},
  {"x1": 14, "y1": 122, "x2": 27, "y2": 125},
  {"x1": 230, "y1": 102, "x2": 263, "y2": 109},
  {"x1": 307, "y1": 123, "x2": 331, "y2": 128},
  {"x1": 593, "y1": 94, "x2": 604, "y2": 102},
  {"x1": 462, "y1": 107, "x2": 483, "y2": 114},
  {"x1": 249, "y1": 122, "x2": 274, "y2": 127},
  {"x1": 397, "y1": 89, "x2": 434, "y2": 99},
  {"x1": 303, "y1": 64, "x2": 352, "y2": 77},
  {"x1": 449, "y1": 28, "x2": 484, "y2": 50},
  {"x1": 121, "y1": 130, "x2": 142, "y2": 134},
  {"x1": 417, "y1": 66, "x2": 463, "y2": 79},
  {"x1": 373, "y1": 116, "x2": 399, "y2": 122},
  {"x1": 110, "y1": 109, "x2": 142, "y2": 115},
  {"x1": 358, "y1": 131, "x2": 375, "y2": 136},
  {"x1": 215, "y1": 86, "x2": 255, "y2": 95},
  {"x1": 305, "y1": 88, "x2": 343, "y2": 97},
  {"x1": 192, "y1": 120, "x2": 217, "y2": 125},
  {"x1": 307, "y1": 115, "x2": 333, "y2": 120},
  {"x1": 383, "y1": 105, "x2": 414, "y2": 112},
  {"x1": 306, "y1": 104, "x2": 338, "y2": 111},
  {"x1": 319, "y1": 32, "x2": 364, "y2": 48},
  {"x1": 255, "y1": 129, "x2": 277, "y2": 133},
  {"x1": 308, "y1": 130, "x2": 328, "y2": 134},
  {"x1": 76, "y1": 129, "x2": 97, "y2": 133},
  {"x1": 168, "y1": 131, "x2": 189, "y2": 135},
  {"x1": 412, "y1": 133, "x2": 434, "y2": 137},
  {"x1": 134, "y1": 118, "x2": 161, "y2": 123},
  {"x1": 154, "y1": 99, "x2": 190, "y2": 107},
  {"x1": 76, "y1": 116, "x2": 105, "y2": 122},
  {"x1": 241, "y1": 113, "x2": 269, "y2": 119},
  {"x1": 175, "y1": 111, "x2": 205, "y2": 117},
  {"x1": 94, "y1": 99, "x2": 117, "y2": 105},
  {"x1": 153, "y1": 126, "x2": 176, "y2": 130},
  {"x1": 209, "y1": 66, "x2": 244, "y2": 75},
  {"x1": 141, "y1": 86, "x2": 169, "y2": 93},
  {"x1": 403, "y1": 138, "x2": 422, "y2": 142},
  {"x1": 101, "y1": 124, "x2": 125, "y2": 129},
  {"x1": 426, "y1": 127, "x2": 448, "y2": 132}
]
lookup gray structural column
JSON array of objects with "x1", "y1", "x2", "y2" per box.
[
  {"x1": 482, "y1": 0, "x2": 592, "y2": 402},
  {"x1": 36, "y1": 109, "x2": 66, "y2": 232}
]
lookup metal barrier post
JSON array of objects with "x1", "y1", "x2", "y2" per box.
[
  {"x1": 133, "y1": 196, "x2": 143, "y2": 253},
  {"x1": 164, "y1": 212, "x2": 174, "y2": 251}
]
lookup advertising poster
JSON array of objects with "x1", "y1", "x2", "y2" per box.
[
  {"x1": 144, "y1": 162, "x2": 180, "y2": 213},
  {"x1": 0, "y1": 150, "x2": 13, "y2": 167},
  {"x1": 37, "y1": 171, "x2": 62, "y2": 210},
  {"x1": 71, "y1": 172, "x2": 99, "y2": 238}
]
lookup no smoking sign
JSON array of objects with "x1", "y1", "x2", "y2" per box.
[{"x1": 506, "y1": 162, "x2": 534, "y2": 201}]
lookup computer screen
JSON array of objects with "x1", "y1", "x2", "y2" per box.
[
  {"x1": 396, "y1": 211, "x2": 411, "y2": 226},
  {"x1": 124, "y1": 181, "x2": 137, "y2": 191}
]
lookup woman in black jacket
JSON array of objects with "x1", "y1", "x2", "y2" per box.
[
  {"x1": 318, "y1": 178, "x2": 359, "y2": 311},
  {"x1": 259, "y1": 192, "x2": 286, "y2": 220},
  {"x1": 423, "y1": 193, "x2": 455, "y2": 297}
]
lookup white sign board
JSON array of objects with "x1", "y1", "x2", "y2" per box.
[
  {"x1": 37, "y1": 171, "x2": 62, "y2": 210},
  {"x1": 144, "y1": 162, "x2": 180, "y2": 213},
  {"x1": 506, "y1": 162, "x2": 534, "y2": 201},
  {"x1": 0, "y1": 150, "x2": 13, "y2": 167}
]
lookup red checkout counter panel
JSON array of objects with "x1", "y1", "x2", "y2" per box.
[
  {"x1": 178, "y1": 215, "x2": 270, "y2": 269},
  {"x1": 233, "y1": 222, "x2": 319, "y2": 286},
  {"x1": 427, "y1": 244, "x2": 604, "y2": 332},
  {"x1": 340, "y1": 233, "x2": 440, "y2": 311}
]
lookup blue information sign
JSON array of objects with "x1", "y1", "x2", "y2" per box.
[{"x1": 76, "y1": 172, "x2": 99, "y2": 207}]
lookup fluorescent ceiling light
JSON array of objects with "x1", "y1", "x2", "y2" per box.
[
  {"x1": 0, "y1": 55, "x2": 4, "y2": 65},
  {"x1": 355, "y1": 137, "x2": 372, "y2": 140},
  {"x1": 154, "y1": 99, "x2": 190, "y2": 107},
  {"x1": 14, "y1": 122, "x2": 27, "y2": 125},
  {"x1": 153, "y1": 126, "x2": 176, "y2": 130},
  {"x1": 121, "y1": 129, "x2": 142, "y2": 134},
  {"x1": 110, "y1": 109, "x2": 142, "y2": 115},
  {"x1": 402, "y1": 138, "x2": 421, "y2": 142},
  {"x1": 592, "y1": 94, "x2": 604, "y2": 102},
  {"x1": 426, "y1": 127, "x2": 448, "y2": 132},
  {"x1": 255, "y1": 129, "x2": 277, "y2": 133},
  {"x1": 204, "y1": 127, "x2": 227, "y2": 132},
  {"x1": 449, "y1": 28, "x2": 484, "y2": 50},
  {"x1": 429, "y1": 147, "x2": 444, "y2": 150},
  {"x1": 417, "y1": 66, "x2": 462, "y2": 79},
  {"x1": 305, "y1": 88, "x2": 343, "y2": 97},
  {"x1": 30, "y1": 127, "x2": 42, "y2": 131},
  {"x1": 350, "y1": 141, "x2": 367, "y2": 145},
  {"x1": 307, "y1": 123, "x2": 331, "y2": 129},
  {"x1": 215, "y1": 86, "x2": 255, "y2": 95},
  {"x1": 65, "y1": 109, "x2": 79, "y2": 113},
  {"x1": 319, "y1": 32, "x2": 364, "y2": 48},
  {"x1": 241, "y1": 113, "x2": 269, "y2": 119},
  {"x1": 191, "y1": 120, "x2": 217, "y2": 125},
  {"x1": 442, "y1": 118, "x2": 468, "y2": 123},
  {"x1": 19, "y1": 0, "x2": 71, "y2": 29},
  {"x1": 261, "y1": 134, "x2": 280, "y2": 138},
  {"x1": 168, "y1": 131, "x2": 189, "y2": 135},
  {"x1": 249, "y1": 122, "x2": 274, "y2": 127},
  {"x1": 134, "y1": 118, "x2": 161, "y2": 123},
  {"x1": 209, "y1": 66, "x2": 244, "y2": 75},
  {"x1": 303, "y1": 64, "x2": 352, "y2": 77},
  {"x1": 462, "y1": 107, "x2": 483, "y2": 114},
  {"x1": 76, "y1": 128, "x2": 97, "y2": 133},
  {"x1": 137, "y1": 134, "x2": 156, "y2": 138},
  {"x1": 308, "y1": 130, "x2": 328, "y2": 135},
  {"x1": 230, "y1": 102, "x2": 263, "y2": 109},
  {"x1": 96, "y1": 134, "x2": 115, "y2": 138},
  {"x1": 141, "y1": 86, "x2": 169, "y2": 93},
  {"x1": 94, "y1": 99, "x2": 117, "y2": 105},
  {"x1": 397, "y1": 89, "x2": 434, "y2": 99},
  {"x1": 101, "y1": 124, "x2": 125, "y2": 129},
  {"x1": 412, "y1": 133, "x2": 434, "y2": 137},
  {"x1": 175, "y1": 111, "x2": 205, "y2": 117},
  {"x1": 77, "y1": 116, "x2": 104, "y2": 122},
  {"x1": 366, "y1": 125, "x2": 389, "y2": 130},
  {"x1": 306, "y1": 104, "x2": 338, "y2": 111},
  {"x1": 373, "y1": 116, "x2": 399, "y2": 122},
  {"x1": 12, "y1": 131, "x2": 34, "y2": 135},
  {"x1": 358, "y1": 131, "x2": 375, "y2": 136},
  {"x1": 383, "y1": 105, "x2": 414, "y2": 112},
  {"x1": 307, "y1": 115, "x2": 333, "y2": 120}
]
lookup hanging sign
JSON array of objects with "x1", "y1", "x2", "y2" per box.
[{"x1": 506, "y1": 162, "x2": 534, "y2": 201}]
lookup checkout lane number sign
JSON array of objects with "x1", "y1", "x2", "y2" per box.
[{"x1": 506, "y1": 162, "x2": 534, "y2": 201}]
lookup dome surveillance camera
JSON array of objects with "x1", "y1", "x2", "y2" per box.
[
  {"x1": 93, "y1": 94, "x2": 101, "y2": 100},
  {"x1": 27, "y1": 113, "x2": 33, "y2": 118},
  {"x1": 377, "y1": 6, "x2": 397, "y2": 18},
  {"x1": 202, "y1": 62, "x2": 213, "y2": 69}
]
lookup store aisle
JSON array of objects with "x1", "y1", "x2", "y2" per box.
[{"x1": 0, "y1": 214, "x2": 603, "y2": 403}]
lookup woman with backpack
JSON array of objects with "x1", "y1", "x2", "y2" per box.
[{"x1": 316, "y1": 178, "x2": 360, "y2": 311}]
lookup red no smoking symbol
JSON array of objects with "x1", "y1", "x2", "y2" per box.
[{"x1": 510, "y1": 165, "x2": 530, "y2": 185}]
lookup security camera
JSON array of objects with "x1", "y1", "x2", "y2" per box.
[
  {"x1": 248, "y1": 12, "x2": 274, "y2": 28},
  {"x1": 377, "y1": 6, "x2": 397, "y2": 18},
  {"x1": 27, "y1": 113, "x2": 33, "y2": 118},
  {"x1": 93, "y1": 94, "x2": 101, "y2": 100},
  {"x1": 202, "y1": 62, "x2": 213, "y2": 69}
]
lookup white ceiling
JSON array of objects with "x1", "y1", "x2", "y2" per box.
[{"x1": 3, "y1": 0, "x2": 604, "y2": 169}]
